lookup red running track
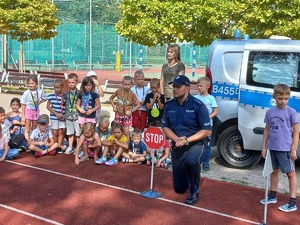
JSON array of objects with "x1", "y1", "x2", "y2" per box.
[{"x1": 0, "y1": 153, "x2": 296, "y2": 225}]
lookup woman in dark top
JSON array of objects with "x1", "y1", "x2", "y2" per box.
[{"x1": 160, "y1": 44, "x2": 185, "y2": 100}]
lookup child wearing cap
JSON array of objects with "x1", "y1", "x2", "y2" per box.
[{"x1": 27, "y1": 114, "x2": 59, "y2": 157}]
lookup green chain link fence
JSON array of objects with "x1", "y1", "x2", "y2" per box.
[{"x1": 1, "y1": 23, "x2": 209, "y2": 70}]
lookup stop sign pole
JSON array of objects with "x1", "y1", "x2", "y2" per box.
[{"x1": 140, "y1": 126, "x2": 165, "y2": 199}]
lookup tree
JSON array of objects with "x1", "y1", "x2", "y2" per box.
[
  {"x1": 0, "y1": 0, "x2": 59, "y2": 71},
  {"x1": 116, "y1": 0, "x2": 191, "y2": 46},
  {"x1": 241, "y1": 0, "x2": 300, "y2": 38},
  {"x1": 116, "y1": 0, "x2": 300, "y2": 47}
]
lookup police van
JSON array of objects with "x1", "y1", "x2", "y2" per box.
[{"x1": 206, "y1": 38, "x2": 300, "y2": 168}]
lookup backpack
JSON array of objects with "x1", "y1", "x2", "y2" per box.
[{"x1": 9, "y1": 133, "x2": 27, "y2": 149}]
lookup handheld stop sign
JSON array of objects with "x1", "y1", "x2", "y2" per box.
[{"x1": 144, "y1": 126, "x2": 165, "y2": 150}]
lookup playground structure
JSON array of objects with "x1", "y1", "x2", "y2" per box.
[{"x1": 0, "y1": 23, "x2": 209, "y2": 72}]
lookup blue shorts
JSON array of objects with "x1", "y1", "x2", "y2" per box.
[
  {"x1": 270, "y1": 150, "x2": 295, "y2": 173},
  {"x1": 31, "y1": 145, "x2": 47, "y2": 155},
  {"x1": 0, "y1": 148, "x2": 19, "y2": 159}
]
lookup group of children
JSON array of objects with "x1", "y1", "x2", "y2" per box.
[{"x1": 0, "y1": 70, "x2": 179, "y2": 169}]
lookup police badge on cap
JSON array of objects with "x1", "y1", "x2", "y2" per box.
[{"x1": 168, "y1": 75, "x2": 191, "y2": 86}]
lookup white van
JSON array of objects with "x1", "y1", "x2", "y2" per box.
[{"x1": 206, "y1": 39, "x2": 300, "y2": 168}]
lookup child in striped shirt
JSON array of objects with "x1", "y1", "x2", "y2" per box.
[{"x1": 46, "y1": 79, "x2": 66, "y2": 153}]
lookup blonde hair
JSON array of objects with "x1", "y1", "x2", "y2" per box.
[
  {"x1": 68, "y1": 73, "x2": 78, "y2": 81},
  {"x1": 131, "y1": 128, "x2": 142, "y2": 137},
  {"x1": 273, "y1": 84, "x2": 291, "y2": 96},
  {"x1": 134, "y1": 70, "x2": 144, "y2": 78},
  {"x1": 166, "y1": 44, "x2": 181, "y2": 62},
  {"x1": 80, "y1": 122, "x2": 96, "y2": 136},
  {"x1": 197, "y1": 77, "x2": 211, "y2": 86},
  {"x1": 97, "y1": 110, "x2": 110, "y2": 126},
  {"x1": 150, "y1": 78, "x2": 160, "y2": 86}
]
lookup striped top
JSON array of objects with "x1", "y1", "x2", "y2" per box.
[{"x1": 47, "y1": 93, "x2": 65, "y2": 121}]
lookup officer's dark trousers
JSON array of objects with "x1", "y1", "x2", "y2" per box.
[{"x1": 171, "y1": 142, "x2": 207, "y2": 195}]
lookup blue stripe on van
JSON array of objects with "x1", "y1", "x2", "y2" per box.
[
  {"x1": 239, "y1": 89, "x2": 272, "y2": 109},
  {"x1": 287, "y1": 96, "x2": 300, "y2": 112},
  {"x1": 240, "y1": 89, "x2": 300, "y2": 112}
]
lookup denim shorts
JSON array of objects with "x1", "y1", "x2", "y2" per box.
[{"x1": 270, "y1": 150, "x2": 295, "y2": 173}]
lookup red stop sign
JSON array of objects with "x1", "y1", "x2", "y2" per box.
[{"x1": 144, "y1": 126, "x2": 165, "y2": 150}]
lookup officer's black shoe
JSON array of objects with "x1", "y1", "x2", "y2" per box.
[{"x1": 185, "y1": 192, "x2": 199, "y2": 205}]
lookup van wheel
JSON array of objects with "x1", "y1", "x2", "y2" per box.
[{"x1": 217, "y1": 126, "x2": 261, "y2": 168}]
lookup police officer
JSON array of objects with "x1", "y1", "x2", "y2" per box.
[{"x1": 162, "y1": 75, "x2": 211, "y2": 205}]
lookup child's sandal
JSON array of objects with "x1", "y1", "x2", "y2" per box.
[
  {"x1": 80, "y1": 155, "x2": 89, "y2": 162},
  {"x1": 122, "y1": 157, "x2": 129, "y2": 163}
]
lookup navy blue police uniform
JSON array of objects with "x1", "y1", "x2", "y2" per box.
[{"x1": 162, "y1": 94, "x2": 211, "y2": 197}]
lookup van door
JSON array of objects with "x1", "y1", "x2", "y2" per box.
[{"x1": 238, "y1": 48, "x2": 300, "y2": 151}]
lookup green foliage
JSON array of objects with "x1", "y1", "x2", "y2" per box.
[
  {"x1": 116, "y1": 0, "x2": 300, "y2": 47},
  {"x1": 116, "y1": 0, "x2": 191, "y2": 46},
  {"x1": 242, "y1": 0, "x2": 300, "y2": 38},
  {"x1": 0, "y1": 0, "x2": 60, "y2": 41}
]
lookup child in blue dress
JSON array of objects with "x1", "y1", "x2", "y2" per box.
[
  {"x1": 6, "y1": 98, "x2": 27, "y2": 150},
  {"x1": 76, "y1": 76, "x2": 101, "y2": 127}
]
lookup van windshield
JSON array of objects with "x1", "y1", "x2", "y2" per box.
[{"x1": 247, "y1": 52, "x2": 300, "y2": 91}]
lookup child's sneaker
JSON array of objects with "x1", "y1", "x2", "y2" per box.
[
  {"x1": 160, "y1": 162, "x2": 166, "y2": 168},
  {"x1": 56, "y1": 148, "x2": 63, "y2": 154},
  {"x1": 80, "y1": 155, "x2": 89, "y2": 162},
  {"x1": 278, "y1": 203, "x2": 297, "y2": 212},
  {"x1": 18, "y1": 146, "x2": 26, "y2": 152},
  {"x1": 35, "y1": 151, "x2": 43, "y2": 158},
  {"x1": 95, "y1": 156, "x2": 107, "y2": 165},
  {"x1": 78, "y1": 151, "x2": 84, "y2": 158},
  {"x1": 47, "y1": 150, "x2": 56, "y2": 156},
  {"x1": 260, "y1": 197, "x2": 277, "y2": 205},
  {"x1": 122, "y1": 157, "x2": 129, "y2": 163},
  {"x1": 203, "y1": 162, "x2": 210, "y2": 171},
  {"x1": 166, "y1": 162, "x2": 172, "y2": 170},
  {"x1": 65, "y1": 147, "x2": 75, "y2": 155},
  {"x1": 105, "y1": 158, "x2": 119, "y2": 166}
]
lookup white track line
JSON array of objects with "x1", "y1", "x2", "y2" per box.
[
  {"x1": 6, "y1": 161, "x2": 260, "y2": 225},
  {"x1": 0, "y1": 204, "x2": 64, "y2": 225}
]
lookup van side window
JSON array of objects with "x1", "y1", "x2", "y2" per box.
[
  {"x1": 224, "y1": 52, "x2": 243, "y2": 83},
  {"x1": 246, "y1": 52, "x2": 300, "y2": 91}
]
